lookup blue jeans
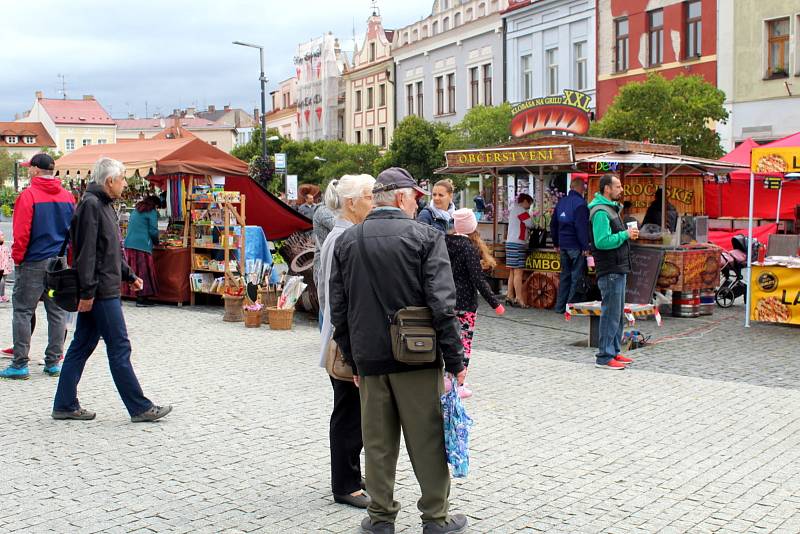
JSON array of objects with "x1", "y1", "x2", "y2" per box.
[
  {"x1": 53, "y1": 298, "x2": 152, "y2": 417},
  {"x1": 596, "y1": 273, "x2": 626, "y2": 364},
  {"x1": 555, "y1": 249, "x2": 586, "y2": 313}
]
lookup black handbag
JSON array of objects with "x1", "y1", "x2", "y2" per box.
[
  {"x1": 46, "y1": 235, "x2": 80, "y2": 312},
  {"x1": 357, "y1": 223, "x2": 437, "y2": 365}
]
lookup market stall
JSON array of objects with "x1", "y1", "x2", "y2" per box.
[
  {"x1": 54, "y1": 135, "x2": 311, "y2": 304},
  {"x1": 437, "y1": 135, "x2": 748, "y2": 311},
  {"x1": 746, "y1": 143, "x2": 800, "y2": 327}
]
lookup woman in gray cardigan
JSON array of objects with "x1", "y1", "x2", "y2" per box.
[{"x1": 317, "y1": 173, "x2": 376, "y2": 509}]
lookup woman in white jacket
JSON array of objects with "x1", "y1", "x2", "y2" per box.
[{"x1": 317, "y1": 173, "x2": 375, "y2": 509}]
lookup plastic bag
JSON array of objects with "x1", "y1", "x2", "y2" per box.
[{"x1": 441, "y1": 375, "x2": 474, "y2": 478}]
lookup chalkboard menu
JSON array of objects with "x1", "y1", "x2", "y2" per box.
[{"x1": 625, "y1": 245, "x2": 666, "y2": 304}]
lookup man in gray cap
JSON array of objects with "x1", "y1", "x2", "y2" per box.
[
  {"x1": 1, "y1": 153, "x2": 74, "y2": 380},
  {"x1": 329, "y1": 167, "x2": 469, "y2": 534}
]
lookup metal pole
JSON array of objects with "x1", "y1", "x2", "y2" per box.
[
  {"x1": 259, "y1": 47, "x2": 268, "y2": 162},
  {"x1": 661, "y1": 164, "x2": 667, "y2": 231},
  {"x1": 13, "y1": 161, "x2": 19, "y2": 192},
  {"x1": 776, "y1": 180, "x2": 782, "y2": 225},
  {"x1": 745, "y1": 170, "x2": 755, "y2": 327}
]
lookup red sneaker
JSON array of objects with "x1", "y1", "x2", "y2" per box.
[
  {"x1": 615, "y1": 354, "x2": 634, "y2": 364},
  {"x1": 596, "y1": 359, "x2": 626, "y2": 370},
  {"x1": 0, "y1": 347, "x2": 12, "y2": 357}
]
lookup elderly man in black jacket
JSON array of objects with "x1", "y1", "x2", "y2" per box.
[
  {"x1": 329, "y1": 167, "x2": 468, "y2": 534},
  {"x1": 52, "y1": 157, "x2": 171, "y2": 423}
]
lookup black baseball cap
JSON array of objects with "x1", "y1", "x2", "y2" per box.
[
  {"x1": 373, "y1": 167, "x2": 429, "y2": 197},
  {"x1": 27, "y1": 153, "x2": 55, "y2": 171}
]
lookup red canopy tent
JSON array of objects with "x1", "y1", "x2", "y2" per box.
[
  {"x1": 54, "y1": 137, "x2": 310, "y2": 239},
  {"x1": 706, "y1": 135, "x2": 800, "y2": 221}
]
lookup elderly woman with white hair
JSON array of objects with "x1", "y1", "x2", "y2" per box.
[
  {"x1": 52, "y1": 157, "x2": 171, "y2": 423},
  {"x1": 317, "y1": 173, "x2": 375, "y2": 509}
]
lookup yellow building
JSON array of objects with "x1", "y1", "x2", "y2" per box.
[
  {"x1": 19, "y1": 92, "x2": 116, "y2": 153},
  {"x1": 718, "y1": 0, "x2": 800, "y2": 148},
  {"x1": 343, "y1": 11, "x2": 396, "y2": 148}
]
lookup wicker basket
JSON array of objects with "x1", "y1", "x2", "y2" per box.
[
  {"x1": 243, "y1": 309, "x2": 262, "y2": 328},
  {"x1": 223, "y1": 295, "x2": 244, "y2": 322},
  {"x1": 267, "y1": 307, "x2": 294, "y2": 330},
  {"x1": 259, "y1": 289, "x2": 280, "y2": 324}
]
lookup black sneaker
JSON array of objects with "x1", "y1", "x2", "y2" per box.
[
  {"x1": 52, "y1": 408, "x2": 96, "y2": 420},
  {"x1": 360, "y1": 517, "x2": 395, "y2": 534},
  {"x1": 423, "y1": 514, "x2": 468, "y2": 534},
  {"x1": 131, "y1": 404, "x2": 172, "y2": 423}
]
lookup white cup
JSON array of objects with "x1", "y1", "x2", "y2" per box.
[{"x1": 626, "y1": 221, "x2": 638, "y2": 230}]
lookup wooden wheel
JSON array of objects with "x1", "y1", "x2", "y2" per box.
[{"x1": 524, "y1": 272, "x2": 558, "y2": 309}]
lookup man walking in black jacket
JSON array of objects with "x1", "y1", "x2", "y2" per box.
[
  {"x1": 52, "y1": 157, "x2": 171, "y2": 422},
  {"x1": 329, "y1": 167, "x2": 468, "y2": 534}
]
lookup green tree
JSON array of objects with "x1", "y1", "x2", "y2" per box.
[
  {"x1": 589, "y1": 73, "x2": 728, "y2": 158},
  {"x1": 0, "y1": 149, "x2": 26, "y2": 190},
  {"x1": 439, "y1": 102, "x2": 513, "y2": 151},
  {"x1": 230, "y1": 128, "x2": 286, "y2": 163},
  {"x1": 376, "y1": 115, "x2": 447, "y2": 184}
]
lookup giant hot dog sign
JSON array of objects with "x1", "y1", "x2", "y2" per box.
[{"x1": 511, "y1": 90, "x2": 592, "y2": 138}]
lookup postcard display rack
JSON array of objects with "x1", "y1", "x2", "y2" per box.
[{"x1": 188, "y1": 185, "x2": 246, "y2": 305}]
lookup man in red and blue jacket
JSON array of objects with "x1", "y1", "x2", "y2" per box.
[{"x1": 1, "y1": 153, "x2": 75, "y2": 380}]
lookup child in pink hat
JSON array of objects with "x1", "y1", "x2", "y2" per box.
[{"x1": 444, "y1": 208, "x2": 505, "y2": 398}]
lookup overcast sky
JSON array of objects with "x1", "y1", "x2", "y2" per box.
[{"x1": 0, "y1": 0, "x2": 435, "y2": 121}]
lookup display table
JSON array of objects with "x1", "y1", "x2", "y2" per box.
[
  {"x1": 152, "y1": 247, "x2": 191, "y2": 304},
  {"x1": 566, "y1": 301, "x2": 661, "y2": 347},
  {"x1": 750, "y1": 260, "x2": 800, "y2": 325}
]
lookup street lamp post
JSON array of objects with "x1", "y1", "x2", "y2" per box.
[{"x1": 233, "y1": 41, "x2": 268, "y2": 163}]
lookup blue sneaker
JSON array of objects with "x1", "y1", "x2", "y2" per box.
[
  {"x1": 43, "y1": 364, "x2": 61, "y2": 377},
  {"x1": 0, "y1": 365, "x2": 30, "y2": 380}
]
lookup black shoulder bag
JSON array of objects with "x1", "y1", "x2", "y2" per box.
[
  {"x1": 357, "y1": 222, "x2": 437, "y2": 365},
  {"x1": 46, "y1": 235, "x2": 80, "y2": 312}
]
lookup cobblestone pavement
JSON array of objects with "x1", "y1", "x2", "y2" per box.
[{"x1": 1, "y1": 298, "x2": 800, "y2": 533}]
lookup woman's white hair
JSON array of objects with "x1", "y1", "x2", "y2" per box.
[
  {"x1": 373, "y1": 187, "x2": 413, "y2": 207},
  {"x1": 91, "y1": 157, "x2": 126, "y2": 185},
  {"x1": 324, "y1": 174, "x2": 375, "y2": 213}
]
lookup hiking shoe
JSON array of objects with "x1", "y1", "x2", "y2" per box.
[
  {"x1": 43, "y1": 364, "x2": 61, "y2": 377},
  {"x1": 131, "y1": 404, "x2": 172, "y2": 423},
  {"x1": 423, "y1": 514, "x2": 468, "y2": 534},
  {"x1": 360, "y1": 517, "x2": 395, "y2": 534},
  {"x1": 595, "y1": 359, "x2": 626, "y2": 370},
  {"x1": 52, "y1": 408, "x2": 96, "y2": 420},
  {"x1": 615, "y1": 354, "x2": 634, "y2": 364},
  {"x1": 0, "y1": 365, "x2": 30, "y2": 380}
]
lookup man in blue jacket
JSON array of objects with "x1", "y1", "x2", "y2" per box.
[{"x1": 550, "y1": 178, "x2": 590, "y2": 313}]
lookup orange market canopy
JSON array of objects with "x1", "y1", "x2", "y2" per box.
[{"x1": 54, "y1": 137, "x2": 248, "y2": 178}]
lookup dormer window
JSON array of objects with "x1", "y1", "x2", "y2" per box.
[
  {"x1": 23, "y1": 136, "x2": 35, "y2": 144},
  {"x1": 5, "y1": 136, "x2": 17, "y2": 144}
]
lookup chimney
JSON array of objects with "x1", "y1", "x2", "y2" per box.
[
  {"x1": 35, "y1": 90, "x2": 43, "y2": 100},
  {"x1": 208, "y1": 105, "x2": 215, "y2": 112},
  {"x1": 172, "y1": 108, "x2": 180, "y2": 117},
  {"x1": 186, "y1": 107, "x2": 196, "y2": 118},
  {"x1": 223, "y1": 105, "x2": 230, "y2": 111},
  {"x1": 253, "y1": 108, "x2": 260, "y2": 124},
  {"x1": 128, "y1": 113, "x2": 135, "y2": 119},
  {"x1": 83, "y1": 94, "x2": 94, "y2": 101},
  {"x1": 138, "y1": 132, "x2": 145, "y2": 140},
  {"x1": 153, "y1": 112, "x2": 161, "y2": 119}
]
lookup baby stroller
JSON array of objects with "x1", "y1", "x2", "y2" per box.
[{"x1": 715, "y1": 234, "x2": 761, "y2": 308}]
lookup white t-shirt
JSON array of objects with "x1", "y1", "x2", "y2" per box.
[{"x1": 506, "y1": 204, "x2": 534, "y2": 245}]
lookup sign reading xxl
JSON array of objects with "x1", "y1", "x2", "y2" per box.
[{"x1": 511, "y1": 90, "x2": 592, "y2": 138}]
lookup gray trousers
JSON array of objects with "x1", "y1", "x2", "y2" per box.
[{"x1": 12, "y1": 259, "x2": 67, "y2": 368}]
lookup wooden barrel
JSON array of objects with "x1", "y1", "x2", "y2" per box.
[{"x1": 672, "y1": 290, "x2": 700, "y2": 318}]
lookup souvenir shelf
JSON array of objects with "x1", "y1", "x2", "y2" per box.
[{"x1": 188, "y1": 191, "x2": 246, "y2": 305}]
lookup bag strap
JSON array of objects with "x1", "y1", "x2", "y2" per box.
[
  {"x1": 58, "y1": 232, "x2": 70, "y2": 258},
  {"x1": 357, "y1": 222, "x2": 392, "y2": 324}
]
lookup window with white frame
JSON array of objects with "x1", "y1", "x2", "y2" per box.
[
  {"x1": 65, "y1": 139, "x2": 75, "y2": 151},
  {"x1": 5, "y1": 136, "x2": 17, "y2": 144},
  {"x1": 443, "y1": 17, "x2": 449, "y2": 31},
  {"x1": 546, "y1": 48, "x2": 559, "y2": 96},
  {"x1": 367, "y1": 129, "x2": 374, "y2": 145},
  {"x1": 648, "y1": 9, "x2": 664, "y2": 66},
  {"x1": 615, "y1": 18, "x2": 629, "y2": 72},
  {"x1": 466, "y1": 7, "x2": 473, "y2": 21},
  {"x1": 454, "y1": 12, "x2": 461, "y2": 26},
  {"x1": 416, "y1": 81, "x2": 424, "y2": 117},
  {"x1": 447, "y1": 73, "x2": 456, "y2": 113},
  {"x1": 82, "y1": 139, "x2": 92, "y2": 147},
  {"x1": 432, "y1": 20, "x2": 439, "y2": 35},
  {"x1": 767, "y1": 18, "x2": 790, "y2": 77},
  {"x1": 379, "y1": 127, "x2": 386, "y2": 147},
  {"x1": 685, "y1": 1, "x2": 702, "y2": 58},
  {"x1": 355, "y1": 89, "x2": 362, "y2": 112},
  {"x1": 23, "y1": 136, "x2": 35, "y2": 144},
  {"x1": 97, "y1": 139, "x2": 107, "y2": 144},
  {"x1": 522, "y1": 54, "x2": 533, "y2": 99},
  {"x1": 406, "y1": 84, "x2": 415, "y2": 116},
  {"x1": 435, "y1": 75, "x2": 445, "y2": 115},
  {"x1": 355, "y1": 130, "x2": 362, "y2": 144},
  {"x1": 482, "y1": 63, "x2": 492, "y2": 105},
  {"x1": 379, "y1": 83, "x2": 386, "y2": 107},
  {"x1": 469, "y1": 67, "x2": 480, "y2": 108},
  {"x1": 574, "y1": 41, "x2": 587, "y2": 90},
  {"x1": 367, "y1": 87, "x2": 374, "y2": 109},
  {"x1": 369, "y1": 42, "x2": 376, "y2": 62}
]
